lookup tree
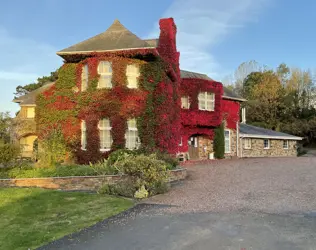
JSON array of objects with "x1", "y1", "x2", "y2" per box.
[
  {"x1": 233, "y1": 60, "x2": 264, "y2": 96},
  {"x1": 14, "y1": 70, "x2": 59, "y2": 98},
  {"x1": 246, "y1": 71, "x2": 284, "y2": 130},
  {"x1": 0, "y1": 112, "x2": 12, "y2": 144},
  {"x1": 213, "y1": 123, "x2": 225, "y2": 159}
]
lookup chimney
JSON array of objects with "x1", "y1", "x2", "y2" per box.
[{"x1": 241, "y1": 107, "x2": 246, "y2": 124}]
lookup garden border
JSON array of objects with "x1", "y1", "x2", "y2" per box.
[{"x1": 0, "y1": 168, "x2": 187, "y2": 191}]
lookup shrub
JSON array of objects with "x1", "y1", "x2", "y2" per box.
[
  {"x1": 98, "y1": 179, "x2": 137, "y2": 198},
  {"x1": 106, "y1": 149, "x2": 136, "y2": 167},
  {"x1": 90, "y1": 159, "x2": 119, "y2": 175},
  {"x1": 155, "y1": 151, "x2": 178, "y2": 170},
  {"x1": 0, "y1": 143, "x2": 20, "y2": 167},
  {"x1": 213, "y1": 123, "x2": 225, "y2": 159},
  {"x1": 38, "y1": 129, "x2": 68, "y2": 167},
  {"x1": 114, "y1": 154, "x2": 169, "y2": 196}
]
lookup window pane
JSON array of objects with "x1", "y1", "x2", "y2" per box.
[
  {"x1": 127, "y1": 76, "x2": 137, "y2": 88},
  {"x1": 99, "y1": 119, "x2": 110, "y2": 128},
  {"x1": 98, "y1": 75, "x2": 112, "y2": 88},
  {"x1": 181, "y1": 96, "x2": 189, "y2": 109},
  {"x1": 127, "y1": 119, "x2": 137, "y2": 129},
  {"x1": 199, "y1": 99, "x2": 206, "y2": 110},
  {"x1": 81, "y1": 121, "x2": 87, "y2": 149},
  {"x1": 126, "y1": 65, "x2": 139, "y2": 75},
  {"x1": 98, "y1": 61, "x2": 112, "y2": 74}
]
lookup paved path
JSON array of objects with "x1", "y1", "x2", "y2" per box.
[{"x1": 42, "y1": 157, "x2": 316, "y2": 250}]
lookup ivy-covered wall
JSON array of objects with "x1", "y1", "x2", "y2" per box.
[
  {"x1": 178, "y1": 78, "x2": 224, "y2": 153},
  {"x1": 36, "y1": 18, "x2": 181, "y2": 164}
]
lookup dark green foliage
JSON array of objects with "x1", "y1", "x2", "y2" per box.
[
  {"x1": 0, "y1": 144, "x2": 20, "y2": 167},
  {"x1": 106, "y1": 149, "x2": 136, "y2": 167},
  {"x1": 14, "y1": 70, "x2": 59, "y2": 97},
  {"x1": 0, "y1": 112, "x2": 12, "y2": 144},
  {"x1": 213, "y1": 123, "x2": 225, "y2": 159}
]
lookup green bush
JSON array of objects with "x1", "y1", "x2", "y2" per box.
[
  {"x1": 213, "y1": 123, "x2": 225, "y2": 159},
  {"x1": 106, "y1": 149, "x2": 136, "y2": 167},
  {"x1": 113, "y1": 154, "x2": 169, "y2": 197},
  {"x1": 90, "y1": 159, "x2": 119, "y2": 175},
  {"x1": 155, "y1": 151, "x2": 178, "y2": 170},
  {"x1": 0, "y1": 143, "x2": 20, "y2": 167},
  {"x1": 39, "y1": 129, "x2": 68, "y2": 167},
  {"x1": 98, "y1": 179, "x2": 137, "y2": 198}
]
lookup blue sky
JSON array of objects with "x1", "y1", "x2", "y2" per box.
[{"x1": 0, "y1": 0, "x2": 315, "y2": 114}]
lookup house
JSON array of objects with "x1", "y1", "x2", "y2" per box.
[{"x1": 13, "y1": 18, "x2": 302, "y2": 161}]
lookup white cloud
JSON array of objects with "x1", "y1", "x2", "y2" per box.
[
  {"x1": 0, "y1": 27, "x2": 62, "y2": 113},
  {"x1": 148, "y1": 0, "x2": 270, "y2": 79}
]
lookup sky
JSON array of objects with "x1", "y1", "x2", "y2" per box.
[{"x1": 0, "y1": 0, "x2": 315, "y2": 114}]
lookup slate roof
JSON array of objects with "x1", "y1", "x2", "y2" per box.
[
  {"x1": 180, "y1": 70, "x2": 246, "y2": 102},
  {"x1": 13, "y1": 82, "x2": 55, "y2": 105},
  {"x1": 57, "y1": 20, "x2": 156, "y2": 55},
  {"x1": 240, "y1": 123, "x2": 303, "y2": 140}
]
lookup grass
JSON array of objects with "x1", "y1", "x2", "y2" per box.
[{"x1": 0, "y1": 187, "x2": 133, "y2": 250}]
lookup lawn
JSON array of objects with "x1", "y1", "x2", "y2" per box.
[{"x1": 0, "y1": 187, "x2": 133, "y2": 250}]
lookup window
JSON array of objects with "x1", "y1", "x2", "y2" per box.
[
  {"x1": 181, "y1": 96, "x2": 190, "y2": 109},
  {"x1": 81, "y1": 121, "x2": 87, "y2": 150},
  {"x1": 264, "y1": 139, "x2": 270, "y2": 149},
  {"x1": 125, "y1": 119, "x2": 139, "y2": 149},
  {"x1": 224, "y1": 130, "x2": 230, "y2": 153},
  {"x1": 198, "y1": 92, "x2": 215, "y2": 111},
  {"x1": 98, "y1": 61, "x2": 112, "y2": 88},
  {"x1": 244, "y1": 138, "x2": 251, "y2": 149},
  {"x1": 81, "y1": 64, "x2": 88, "y2": 91},
  {"x1": 126, "y1": 64, "x2": 140, "y2": 88},
  {"x1": 26, "y1": 107, "x2": 35, "y2": 118},
  {"x1": 179, "y1": 137, "x2": 183, "y2": 146},
  {"x1": 283, "y1": 140, "x2": 289, "y2": 149},
  {"x1": 98, "y1": 119, "x2": 112, "y2": 151}
]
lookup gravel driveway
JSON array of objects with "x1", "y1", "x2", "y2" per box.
[
  {"x1": 148, "y1": 157, "x2": 316, "y2": 214},
  {"x1": 42, "y1": 157, "x2": 316, "y2": 250}
]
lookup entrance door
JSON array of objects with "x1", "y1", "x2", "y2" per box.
[{"x1": 188, "y1": 135, "x2": 199, "y2": 159}]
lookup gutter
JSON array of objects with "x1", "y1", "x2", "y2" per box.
[{"x1": 239, "y1": 133, "x2": 303, "y2": 141}]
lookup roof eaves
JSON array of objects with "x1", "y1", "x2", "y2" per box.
[
  {"x1": 239, "y1": 133, "x2": 303, "y2": 140},
  {"x1": 222, "y1": 96, "x2": 247, "y2": 102},
  {"x1": 57, "y1": 47, "x2": 157, "y2": 56}
]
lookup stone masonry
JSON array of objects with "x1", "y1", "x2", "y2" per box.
[
  {"x1": 241, "y1": 138, "x2": 297, "y2": 157},
  {"x1": 0, "y1": 168, "x2": 187, "y2": 191}
]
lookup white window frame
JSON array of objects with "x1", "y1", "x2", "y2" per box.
[
  {"x1": 179, "y1": 137, "x2": 183, "y2": 146},
  {"x1": 26, "y1": 107, "x2": 35, "y2": 118},
  {"x1": 126, "y1": 64, "x2": 140, "y2": 89},
  {"x1": 244, "y1": 138, "x2": 251, "y2": 149},
  {"x1": 263, "y1": 139, "x2": 270, "y2": 149},
  {"x1": 97, "y1": 61, "x2": 112, "y2": 89},
  {"x1": 224, "y1": 129, "x2": 231, "y2": 153},
  {"x1": 283, "y1": 140, "x2": 289, "y2": 149},
  {"x1": 198, "y1": 92, "x2": 215, "y2": 111},
  {"x1": 81, "y1": 64, "x2": 88, "y2": 91},
  {"x1": 81, "y1": 120, "x2": 87, "y2": 150},
  {"x1": 181, "y1": 96, "x2": 190, "y2": 109},
  {"x1": 98, "y1": 119, "x2": 112, "y2": 151},
  {"x1": 125, "y1": 119, "x2": 140, "y2": 149}
]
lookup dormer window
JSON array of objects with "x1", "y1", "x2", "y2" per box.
[
  {"x1": 126, "y1": 64, "x2": 140, "y2": 88},
  {"x1": 98, "y1": 61, "x2": 112, "y2": 88},
  {"x1": 181, "y1": 96, "x2": 190, "y2": 109},
  {"x1": 81, "y1": 64, "x2": 88, "y2": 91},
  {"x1": 198, "y1": 92, "x2": 215, "y2": 111}
]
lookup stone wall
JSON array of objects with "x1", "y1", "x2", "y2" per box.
[
  {"x1": 198, "y1": 136, "x2": 213, "y2": 159},
  {"x1": 0, "y1": 168, "x2": 187, "y2": 191},
  {"x1": 225, "y1": 129, "x2": 237, "y2": 158},
  {"x1": 240, "y1": 138, "x2": 297, "y2": 157}
]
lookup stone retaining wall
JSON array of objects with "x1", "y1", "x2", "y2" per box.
[{"x1": 0, "y1": 168, "x2": 187, "y2": 191}]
